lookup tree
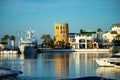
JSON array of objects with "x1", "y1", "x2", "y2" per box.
[
  {"x1": 10, "y1": 35, "x2": 15, "y2": 49},
  {"x1": 4, "y1": 35, "x2": 9, "y2": 40},
  {"x1": 41, "y1": 34, "x2": 53, "y2": 48},
  {"x1": 96, "y1": 28, "x2": 102, "y2": 41},
  {"x1": 1, "y1": 35, "x2": 9, "y2": 45},
  {"x1": 10, "y1": 35, "x2": 15, "y2": 40}
]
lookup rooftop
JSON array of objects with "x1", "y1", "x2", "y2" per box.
[{"x1": 113, "y1": 23, "x2": 120, "y2": 27}]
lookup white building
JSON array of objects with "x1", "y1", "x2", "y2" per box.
[
  {"x1": 69, "y1": 31, "x2": 98, "y2": 49},
  {"x1": 103, "y1": 23, "x2": 120, "y2": 43}
]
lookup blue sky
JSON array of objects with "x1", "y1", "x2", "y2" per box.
[{"x1": 0, "y1": 0, "x2": 120, "y2": 41}]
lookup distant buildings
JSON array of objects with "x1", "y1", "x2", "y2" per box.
[
  {"x1": 102, "y1": 23, "x2": 120, "y2": 44},
  {"x1": 54, "y1": 23, "x2": 69, "y2": 48},
  {"x1": 69, "y1": 30, "x2": 98, "y2": 49},
  {"x1": 53, "y1": 23, "x2": 120, "y2": 49}
]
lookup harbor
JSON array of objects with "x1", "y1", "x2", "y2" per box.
[{"x1": 0, "y1": 0, "x2": 120, "y2": 79}]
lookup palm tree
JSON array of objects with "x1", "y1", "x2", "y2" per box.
[
  {"x1": 96, "y1": 28, "x2": 102, "y2": 41},
  {"x1": 41, "y1": 34, "x2": 53, "y2": 48},
  {"x1": 1, "y1": 35, "x2": 9, "y2": 45},
  {"x1": 10, "y1": 35, "x2": 15, "y2": 49}
]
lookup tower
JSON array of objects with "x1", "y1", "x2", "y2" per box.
[{"x1": 54, "y1": 23, "x2": 69, "y2": 48}]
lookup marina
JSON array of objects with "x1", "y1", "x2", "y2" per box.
[{"x1": 0, "y1": 0, "x2": 120, "y2": 79}]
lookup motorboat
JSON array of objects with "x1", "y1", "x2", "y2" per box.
[
  {"x1": 95, "y1": 53, "x2": 120, "y2": 67},
  {"x1": 19, "y1": 29, "x2": 37, "y2": 54},
  {"x1": 111, "y1": 40, "x2": 120, "y2": 53},
  {"x1": 0, "y1": 67, "x2": 22, "y2": 79}
]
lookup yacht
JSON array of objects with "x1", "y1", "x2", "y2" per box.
[
  {"x1": 19, "y1": 29, "x2": 37, "y2": 54},
  {"x1": 111, "y1": 40, "x2": 120, "y2": 53},
  {"x1": 95, "y1": 53, "x2": 120, "y2": 67}
]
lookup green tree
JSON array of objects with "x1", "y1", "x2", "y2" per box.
[
  {"x1": 10, "y1": 35, "x2": 15, "y2": 40},
  {"x1": 41, "y1": 34, "x2": 53, "y2": 48},
  {"x1": 4, "y1": 35, "x2": 9, "y2": 40},
  {"x1": 96, "y1": 28, "x2": 102, "y2": 40},
  {"x1": 1, "y1": 35, "x2": 9, "y2": 45},
  {"x1": 10, "y1": 35, "x2": 15, "y2": 49}
]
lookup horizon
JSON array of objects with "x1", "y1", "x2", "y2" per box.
[{"x1": 0, "y1": 0, "x2": 120, "y2": 42}]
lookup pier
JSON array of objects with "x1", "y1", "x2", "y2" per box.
[
  {"x1": 40, "y1": 48, "x2": 110, "y2": 53},
  {"x1": 0, "y1": 50, "x2": 18, "y2": 54}
]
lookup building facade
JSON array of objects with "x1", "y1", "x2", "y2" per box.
[
  {"x1": 103, "y1": 23, "x2": 120, "y2": 43},
  {"x1": 54, "y1": 23, "x2": 69, "y2": 48},
  {"x1": 69, "y1": 31, "x2": 98, "y2": 49}
]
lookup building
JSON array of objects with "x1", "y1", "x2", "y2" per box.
[
  {"x1": 69, "y1": 30, "x2": 98, "y2": 49},
  {"x1": 54, "y1": 23, "x2": 69, "y2": 48},
  {"x1": 103, "y1": 23, "x2": 120, "y2": 43},
  {"x1": 68, "y1": 33, "x2": 78, "y2": 48}
]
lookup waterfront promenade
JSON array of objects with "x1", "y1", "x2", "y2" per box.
[
  {"x1": 0, "y1": 50, "x2": 18, "y2": 54},
  {"x1": 39, "y1": 48, "x2": 110, "y2": 53}
]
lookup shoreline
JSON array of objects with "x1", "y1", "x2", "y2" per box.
[
  {"x1": 39, "y1": 48, "x2": 110, "y2": 53},
  {"x1": 0, "y1": 50, "x2": 18, "y2": 54}
]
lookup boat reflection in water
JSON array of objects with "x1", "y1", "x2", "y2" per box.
[{"x1": 96, "y1": 67, "x2": 120, "y2": 80}]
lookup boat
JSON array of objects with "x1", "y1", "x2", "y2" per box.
[
  {"x1": 111, "y1": 40, "x2": 120, "y2": 53},
  {"x1": 19, "y1": 29, "x2": 37, "y2": 54},
  {"x1": 0, "y1": 67, "x2": 22, "y2": 79},
  {"x1": 95, "y1": 53, "x2": 120, "y2": 67}
]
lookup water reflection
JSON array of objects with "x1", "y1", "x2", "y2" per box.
[
  {"x1": 0, "y1": 52, "x2": 119, "y2": 79},
  {"x1": 54, "y1": 53, "x2": 69, "y2": 78}
]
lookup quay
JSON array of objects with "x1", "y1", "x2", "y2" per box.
[
  {"x1": 39, "y1": 48, "x2": 110, "y2": 53},
  {"x1": 0, "y1": 50, "x2": 18, "y2": 54}
]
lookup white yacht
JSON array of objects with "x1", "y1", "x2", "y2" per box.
[
  {"x1": 19, "y1": 29, "x2": 37, "y2": 54},
  {"x1": 95, "y1": 53, "x2": 120, "y2": 67}
]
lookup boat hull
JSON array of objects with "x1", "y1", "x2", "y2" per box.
[
  {"x1": 95, "y1": 58, "x2": 115, "y2": 67},
  {"x1": 19, "y1": 45, "x2": 37, "y2": 54}
]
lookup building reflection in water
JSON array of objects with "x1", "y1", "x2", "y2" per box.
[
  {"x1": 54, "y1": 53, "x2": 69, "y2": 78},
  {"x1": 69, "y1": 53, "x2": 100, "y2": 78},
  {"x1": 43, "y1": 52, "x2": 109, "y2": 78}
]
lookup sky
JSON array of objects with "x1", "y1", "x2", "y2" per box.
[{"x1": 0, "y1": 0, "x2": 120, "y2": 42}]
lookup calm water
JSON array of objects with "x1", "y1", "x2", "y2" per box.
[{"x1": 0, "y1": 52, "x2": 120, "y2": 80}]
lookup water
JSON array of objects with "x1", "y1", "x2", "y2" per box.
[{"x1": 0, "y1": 52, "x2": 120, "y2": 80}]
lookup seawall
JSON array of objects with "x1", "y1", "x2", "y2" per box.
[{"x1": 39, "y1": 48, "x2": 110, "y2": 53}]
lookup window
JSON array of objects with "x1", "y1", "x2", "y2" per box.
[
  {"x1": 79, "y1": 39, "x2": 85, "y2": 43},
  {"x1": 60, "y1": 26, "x2": 62, "y2": 29},
  {"x1": 61, "y1": 31, "x2": 62, "y2": 34}
]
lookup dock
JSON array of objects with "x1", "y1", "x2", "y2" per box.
[
  {"x1": 0, "y1": 50, "x2": 18, "y2": 54},
  {"x1": 40, "y1": 48, "x2": 110, "y2": 53}
]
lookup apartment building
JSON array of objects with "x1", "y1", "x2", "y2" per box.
[
  {"x1": 103, "y1": 23, "x2": 120, "y2": 43},
  {"x1": 69, "y1": 31, "x2": 98, "y2": 49}
]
